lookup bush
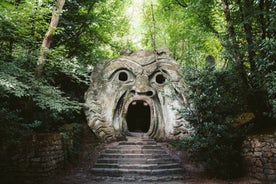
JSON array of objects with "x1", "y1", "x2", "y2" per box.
[
  {"x1": 59, "y1": 123, "x2": 82, "y2": 162},
  {"x1": 0, "y1": 57, "x2": 86, "y2": 147},
  {"x1": 255, "y1": 38, "x2": 276, "y2": 119},
  {"x1": 176, "y1": 66, "x2": 248, "y2": 178}
]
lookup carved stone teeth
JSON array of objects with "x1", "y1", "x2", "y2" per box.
[
  {"x1": 143, "y1": 102, "x2": 148, "y2": 106},
  {"x1": 132, "y1": 101, "x2": 137, "y2": 105}
]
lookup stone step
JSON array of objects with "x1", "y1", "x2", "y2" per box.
[
  {"x1": 92, "y1": 175, "x2": 184, "y2": 182},
  {"x1": 91, "y1": 135, "x2": 184, "y2": 182},
  {"x1": 106, "y1": 145, "x2": 163, "y2": 150},
  {"x1": 104, "y1": 148, "x2": 167, "y2": 154},
  {"x1": 91, "y1": 167, "x2": 183, "y2": 177},
  {"x1": 93, "y1": 163, "x2": 181, "y2": 170},
  {"x1": 98, "y1": 153, "x2": 170, "y2": 159},
  {"x1": 118, "y1": 141, "x2": 157, "y2": 145},
  {"x1": 96, "y1": 157, "x2": 177, "y2": 164}
]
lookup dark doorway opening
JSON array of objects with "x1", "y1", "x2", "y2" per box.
[{"x1": 126, "y1": 100, "x2": 150, "y2": 132}]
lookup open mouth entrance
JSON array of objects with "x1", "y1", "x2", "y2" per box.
[{"x1": 126, "y1": 100, "x2": 150, "y2": 133}]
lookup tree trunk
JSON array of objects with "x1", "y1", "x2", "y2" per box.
[
  {"x1": 259, "y1": 0, "x2": 266, "y2": 39},
  {"x1": 239, "y1": 0, "x2": 256, "y2": 72},
  {"x1": 150, "y1": 0, "x2": 157, "y2": 51},
  {"x1": 221, "y1": 0, "x2": 249, "y2": 89},
  {"x1": 35, "y1": 0, "x2": 65, "y2": 79},
  {"x1": 8, "y1": 39, "x2": 13, "y2": 62}
]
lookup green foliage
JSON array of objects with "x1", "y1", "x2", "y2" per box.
[
  {"x1": 0, "y1": 1, "x2": 274, "y2": 176},
  {"x1": 59, "y1": 123, "x2": 82, "y2": 162},
  {"x1": 220, "y1": 0, "x2": 275, "y2": 124},
  {"x1": 0, "y1": 0, "x2": 131, "y2": 148},
  {"x1": 0, "y1": 104, "x2": 43, "y2": 147},
  {"x1": 52, "y1": 0, "x2": 131, "y2": 62},
  {"x1": 176, "y1": 67, "x2": 248, "y2": 178},
  {"x1": 0, "y1": 60, "x2": 83, "y2": 113},
  {"x1": 254, "y1": 38, "x2": 276, "y2": 119},
  {"x1": 32, "y1": 81, "x2": 83, "y2": 115},
  {"x1": 0, "y1": 59, "x2": 84, "y2": 146},
  {"x1": 144, "y1": 0, "x2": 224, "y2": 66}
]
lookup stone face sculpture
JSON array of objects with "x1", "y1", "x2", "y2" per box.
[{"x1": 85, "y1": 49, "x2": 192, "y2": 142}]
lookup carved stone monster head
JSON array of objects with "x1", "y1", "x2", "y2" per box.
[{"x1": 85, "y1": 49, "x2": 192, "y2": 142}]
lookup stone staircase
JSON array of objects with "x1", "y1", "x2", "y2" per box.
[{"x1": 91, "y1": 133, "x2": 184, "y2": 182}]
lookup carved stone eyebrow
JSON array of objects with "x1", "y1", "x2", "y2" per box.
[
  {"x1": 149, "y1": 69, "x2": 168, "y2": 78},
  {"x1": 103, "y1": 59, "x2": 142, "y2": 79},
  {"x1": 107, "y1": 68, "x2": 135, "y2": 81}
]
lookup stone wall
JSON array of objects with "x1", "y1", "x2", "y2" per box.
[
  {"x1": 242, "y1": 134, "x2": 276, "y2": 183},
  {"x1": 1, "y1": 133, "x2": 73, "y2": 183}
]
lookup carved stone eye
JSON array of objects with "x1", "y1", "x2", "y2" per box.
[
  {"x1": 118, "y1": 71, "x2": 128, "y2": 81},
  {"x1": 155, "y1": 73, "x2": 166, "y2": 84}
]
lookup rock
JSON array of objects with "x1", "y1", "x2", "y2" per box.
[
  {"x1": 255, "y1": 159, "x2": 263, "y2": 167},
  {"x1": 84, "y1": 49, "x2": 193, "y2": 142}
]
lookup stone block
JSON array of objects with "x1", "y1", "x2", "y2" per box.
[
  {"x1": 254, "y1": 152, "x2": 262, "y2": 157},
  {"x1": 31, "y1": 157, "x2": 41, "y2": 162},
  {"x1": 264, "y1": 163, "x2": 276, "y2": 170},
  {"x1": 253, "y1": 140, "x2": 261, "y2": 147},
  {"x1": 266, "y1": 174, "x2": 276, "y2": 181},
  {"x1": 263, "y1": 152, "x2": 274, "y2": 159},
  {"x1": 260, "y1": 157, "x2": 268, "y2": 164},
  {"x1": 264, "y1": 169, "x2": 274, "y2": 175},
  {"x1": 255, "y1": 173, "x2": 265, "y2": 180},
  {"x1": 255, "y1": 159, "x2": 263, "y2": 167}
]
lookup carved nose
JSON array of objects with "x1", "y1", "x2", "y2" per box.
[
  {"x1": 130, "y1": 75, "x2": 155, "y2": 97},
  {"x1": 136, "y1": 90, "x2": 154, "y2": 97},
  {"x1": 130, "y1": 87, "x2": 155, "y2": 97}
]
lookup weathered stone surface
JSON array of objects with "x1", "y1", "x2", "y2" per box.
[
  {"x1": 85, "y1": 49, "x2": 193, "y2": 142},
  {"x1": 255, "y1": 159, "x2": 263, "y2": 167},
  {"x1": 0, "y1": 130, "x2": 78, "y2": 183},
  {"x1": 242, "y1": 134, "x2": 276, "y2": 183},
  {"x1": 91, "y1": 133, "x2": 184, "y2": 182}
]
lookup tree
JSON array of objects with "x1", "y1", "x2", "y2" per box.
[
  {"x1": 0, "y1": 0, "x2": 131, "y2": 147},
  {"x1": 35, "y1": 0, "x2": 65, "y2": 79},
  {"x1": 51, "y1": 0, "x2": 130, "y2": 62},
  {"x1": 149, "y1": 0, "x2": 275, "y2": 178},
  {"x1": 220, "y1": 0, "x2": 275, "y2": 121},
  {"x1": 154, "y1": 0, "x2": 224, "y2": 66},
  {"x1": 154, "y1": 0, "x2": 275, "y2": 122}
]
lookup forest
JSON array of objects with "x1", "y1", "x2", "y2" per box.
[{"x1": 0, "y1": 0, "x2": 275, "y2": 179}]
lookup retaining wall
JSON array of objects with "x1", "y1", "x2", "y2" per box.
[
  {"x1": 0, "y1": 133, "x2": 74, "y2": 183},
  {"x1": 242, "y1": 134, "x2": 276, "y2": 183}
]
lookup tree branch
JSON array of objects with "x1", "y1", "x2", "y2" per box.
[
  {"x1": 174, "y1": 0, "x2": 188, "y2": 8},
  {"x1": 221, "y1": 0, "x2": 249, "y2": 89},
  {"x1": 150, "y1": 0, "x2": 157, "y2": 51}
]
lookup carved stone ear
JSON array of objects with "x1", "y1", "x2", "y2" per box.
[
  {"x1": 155, "y1": 48, "x2": 171, "y2": 57},
  {"x1": 120, "y1": 48, "x2": 133, "y2": 56}
]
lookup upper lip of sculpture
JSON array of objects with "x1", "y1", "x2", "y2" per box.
[{"x1": 125, "y1": 96, "x2": 153, "y2": 111}]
